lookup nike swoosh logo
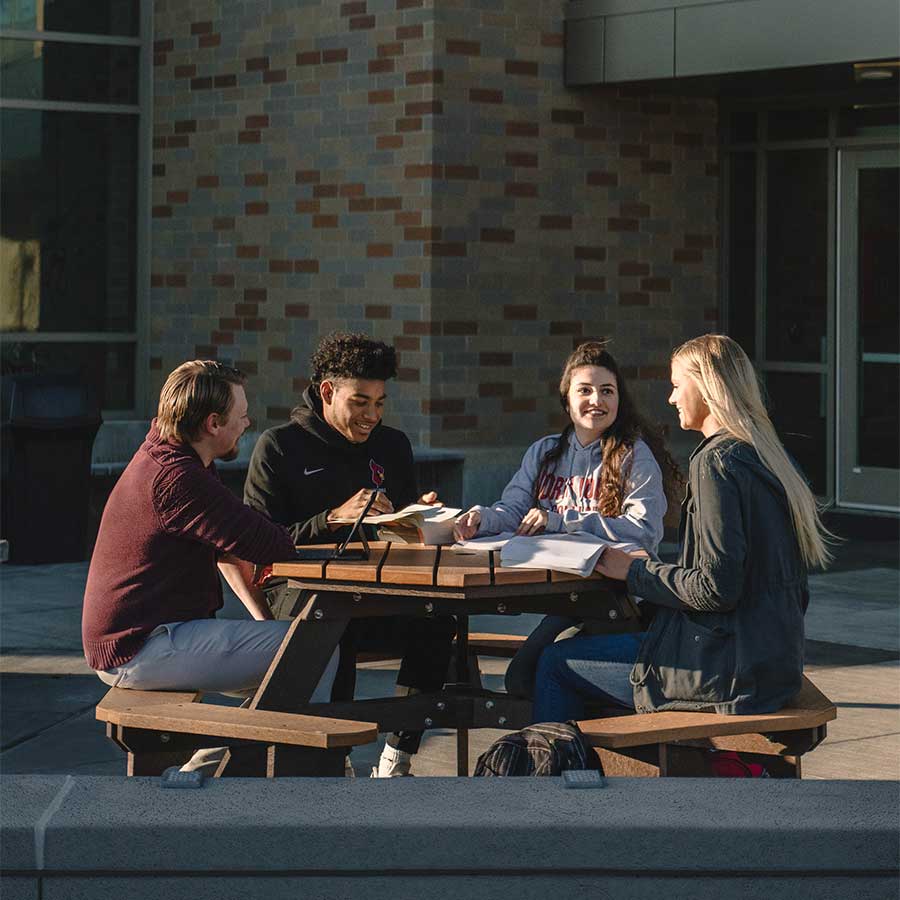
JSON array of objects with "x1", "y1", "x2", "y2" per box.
[{"x1": 304, "y1": 467, "x2": 325, "y2": 476}]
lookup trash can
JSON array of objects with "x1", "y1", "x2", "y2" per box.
[{"x1": 1, "y1": 374, "x2": 102, "y2": 564}]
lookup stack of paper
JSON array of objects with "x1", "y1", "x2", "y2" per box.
[
  {"x1": 499, "y1": 533, "x2": 608, "y2": 577},
  {"x1": 451, "y1": 532, "x2": 516, "y2": 553}
]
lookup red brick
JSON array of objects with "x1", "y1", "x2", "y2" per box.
[
  {"x1": 587, "y1": 171, "x2": 617, "y2": 186},
  {"x1": 244, "y1": 288, "x2": 266, "y2": 302},
  {"x1": 541, "y1": 32, "x2": 564, "y2": 47},
  {"x1": 152, "y1": 205, "x2": 172, "y2": 218},
  {"x1": 213, "y1": 217, "x2": 234, "y2": 230},
  {"x1": 396, "y1": 24, "x2": 422, "y2": 39},
  {"x1": 443, "y1": 321, "x2": 478, "y2": 335},
  {"x1": 237, "y1": 361, "x2": 258, "y2": 375},
  {"x1": 195, "y1": 345, "x2": 218, "y2": 358},
  {"x1": 478, "y1": 382, "x2": 513, "y2": 398},
  {"x1": 154, "y1": 38, "x2": 175, "y2": 51},
  {"x1": 377, "y1": 197, "x2": 403, "y2": 211},
  {"x1": 349, "y1": 198, "x2": 376, "y2": 212},
  {"x1": 505, "y1": 182, "x2": 538, "y2": 198},
  {"x1": 236, "y1": 245, "x2": 260, "y2": 259},
  {"x1": 674, "y1": 132, "x2": 703, "y2": 146},
  {"x1": 295, "y1": 199, "x2": 320, "y2": 213},
  {"x1": 403, "y1": 320, "x2": 441, "y2": 336},
  {"x1": 212, "y1": 274, "x2": 235, "y2": 288},
  {"x1": 394, "y1": 211, "x2": 420, "y2": 225},
  {"x1": 199, "y1": 34, "x2": 221, "y2": 48},
  {"x1": 397, "y1": 367, "x2": 420, "y2": 382},
  {"x1": 323, "y1": 48, "x2": 349, "y2": 63},
  {"x1": 368, "y1": 89, "x2": 394, "y2": 104},
  {"x1": 377, "y1": 135, "x2": 403, "y2": 150},
  {"x1": 269, "y1": 259, "x2": 293, "y2": 273},
  {"x1": 350, "y1": 14, "x2": 375, "y2": 29},
  {"x1": 445, "y1": 165, "x2": 478, "y2": 180},
  {"x1": 166, "y1": 190, "x2": 188, "y2": 204},
  {"x1": 503, "y1": 304, "x2": 536, "y2": 320},
  {"x1": 149, "y1": 357, "x2": 163, "y2": 370},
  {"x1": 549, "y1": 321, "x2": 583, "y2": 335},
  {"x1": 406, "y1": 69, "x2": 443, "y2": 85},
  {"x1": 396, "y1": 117, "x2": 422, "y2": 132},
  {"x1": 406, "y1": 100, "x2": 443, "y2": 116},
  {"x1": 674, "y1": 248, "x2": 703, "y2": 263},
  {"x1": 378, "y1": 42, "x2": 403, "y2": 58},
  {"x1": 153, "y1": 52, "x2": 167, "y2": 66},
  {"x1": 365, "y1": 305, "x2": 391, "y2": 319},
  {"x1": 641, "y1": 277, "x2": 671, "y2": 292},
  {"x1": 285, "y1": 304, "x2": 310, "y2": 317},
  {"x1": 480, "y1": 352, "x2": 512, "y2": 366},
  {"x1": 574, "y1": 276, "x2": 606, "y2": 291},
  {"x1": 165, "y1": 274, "x2": 186, "y2": 287},
  {"x1": 620, "y1": 143, "x2": 650, "y2": 159},
  {"x1": 219, "y1": 316, "x2": 241, "y2": 329},
  {"x1": 608, "y1": 218, "x2": 638, "y2": 232},
  {"x1": 642, "y1": 159, "x2": 672, "y2": 175},
  {"x1": 442, "y1": 414, "x2": 477, "y2": 429},
  {"x1": 313, "y1": 215, "x2": 338, "y2": 228},
  {"x1": 246, "y1": 57, "x2": 269, "y2": 71},
  {"x1": 243, "y1": 318, "x2": 266, "y2": 331},
  {"x1": 481, "y1": 228, "x2": 515, "y2": 243},
  {"x1": 153, "y1": 136, "x2": 166, "y2": 149},
  {"x1": 369, "y1": 58, "x2": 394, "y2": 74},
  {"x1": 296, "y1": 51, "x2": 321, "y2": 66},
  {"x1": 506, "y1": 152, "x2": 538, "y2": 168},
  {"x1": 469, "y1": 88, "x2": 503, "y2": 104},
  {"x1": 291, "y1": 376, "x2": 310, "y2": 391},
  {"x1": 405, "y1": 226, "x2": 441, "y2": 241},
  {"x1": 423, "y1": 398, "x2": 465, "y2": 414},
  {"x1": 174, "y1": 120, "x2": 197, "y2": 134},
  {"x1": 539, "y1": 215, "x2": 572, "y2": 230},
  {"x1": 167, "y1": 135, "x2": 190, "y2": 149},
  {"x1": 447, "y1": 39, "x2": 480, "y2": 55},
  {"x1": 263, "y1": 70, "x2": 287, "y2": 83},
  {"x1": 575, "y1": 246, "x2": 606, "y2": 261},
  {"x1": 197, "y1": 175, "x2": 219, "y2": 188},
  {"x1": 394, "y1": 274, "x2": 421, "y2": 289},
  {"x1": 190, "y1": 77, "x2": 213, "y2": 90},
  {"x1": 245, "y1": 202, "x2": 268, "y2": 216},
  {"x1": 211, "y1": 331, "x2": 234, "y2": 345},
  {"x1": 313, "y1": 184, "x2": 338, "y2": 198},
  {"x1": 268, "y1": 347, "x2": 292, "y2": 362},
  {"x1": 505, "y1": 59, "x2": 539, "y2": 76},
  {"x1": 295, "y1": 169, "x2": 321, "y2": 184},
  {"x1": 551, "y1": 108, "x2": 583, "y2": 125},
  {"x1": 424, "y1": 242, "x2": 466, "y2": 257},
  {"x1": 405, "y1": 164, "x2": 442, "y2": 179},
  {"x1": 575, "y1": 126, "x2": 606, "y2": 141},
  {"x1": 620, "y1": 292, "x2": 650, "y2": 306},
  {"x1": 506, "y1": 121, "x2": 539, "y2": 137},
  {"x1": 503, "y1": 398, "x2": 536, "y2": 413},
  {"x1": 340, "y1": 1, "x2": 367, "y2": 14},
  {"x1": 394, "y1": 336, "x2": 420, "y2": 352},
  {"x1": 397, "y1": 0, "x2": 422, "y2": 7},
  {"x1": 190, "y1": 21, "x2": 212, "y2": 34},
  {"x1": 339, "y1": 183, "x2": 366, "y2": 197},
  {"x1": 367, "y1": 243, "x2": 393, "y2": 257},
  {"x1": 174, "y1": 64, "x2": 196, "y2": 78},
  {"x1": 238, "y1": 130, "x2": 261, "y2": 144},
  {"x1": 245, "y1": 114, "x2": 269, "y2": 129},
  {"x1": 621, "y1": 202, "x2": 650, "y2": 218},
  {"x1": 618, "y1": 261, "x2": 649, "y2": 276},
  {"x1": 685, "y1": 234, "x2": 715, "y2": 249},
  {"x1": 295, "y1": 260, "x2": 319, "y2": 274},
  {"x1": 244, "y1": 172, "x2": 268, "y2": 187}
]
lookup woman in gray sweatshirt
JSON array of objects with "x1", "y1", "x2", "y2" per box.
[{"x1": 454, "y1": 341, "x2": 681, "y2": 696}]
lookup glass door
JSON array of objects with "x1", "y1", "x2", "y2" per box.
[{"x1": 837, "y1": 147, "x2": 900, "y2": 510}]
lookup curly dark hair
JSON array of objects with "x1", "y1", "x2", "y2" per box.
[
  {"x1": 310, "y1": 332, "x2": 398, "y2": 384},
  {"x1": 535, "y1": 340, "x2": 683, "y2": 516}
]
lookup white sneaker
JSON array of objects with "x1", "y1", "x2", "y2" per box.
[{"x1": 370, "y1": 745, "x2": 413, "y2": 778}]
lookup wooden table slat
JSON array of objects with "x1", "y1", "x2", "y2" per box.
[
  {"x1": 272, "y1": 548, "x2": 335, "y2": 579},
  {"x1": 323, "y1": 542, "x2": 390, "y2": 582},
  {"x1": 379, "y1": 544, "x2": 439, "y2": 585},
  {"x1": 550, "y1": 569, "x2": 606, "y2": 582},
  {"x1": 435, "y1": 549, "x2": 493, "y2": 587},
  {"x1": 491, "y1": 564, "x2": 549, "y2": 585}
]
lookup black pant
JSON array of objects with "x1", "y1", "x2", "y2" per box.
[{"x1": 334, "y1": 615, "x2": 457, "y2": 753}]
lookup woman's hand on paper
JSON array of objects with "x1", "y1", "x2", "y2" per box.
[
  {"x1": 516, "y1": 507, "x2": 548, "y2": 536},
  {"x1": 327, "y1": 488, "x2": 394, "y2": 527},
  {"x1": 453, "y1": 508, "x2": 481, "y2": 541},
  {"x1": 418, "y1": 490, "x2": 442, "y2": 507},
  {"x1": 594, "y1": 546, "x2": 644, "y2": 581}
]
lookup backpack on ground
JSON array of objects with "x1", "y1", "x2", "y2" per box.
[{"x1": 473, "y1": 721, "x2": 604, "y2": 777}]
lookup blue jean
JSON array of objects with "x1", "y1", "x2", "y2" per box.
[{"x1": 532, "y1": 631, "x2": 646, "y2": 723}]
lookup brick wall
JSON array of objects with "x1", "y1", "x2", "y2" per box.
[{"x1": 149, "y1": 0, "x2": 718, "y2": 448}]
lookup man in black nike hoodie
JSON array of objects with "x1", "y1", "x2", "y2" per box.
[{"x1": 244, "y1": 332, "x2": 456, "y2": 777}]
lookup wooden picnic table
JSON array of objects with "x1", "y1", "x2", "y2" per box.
[{"x1": 263, "y1": 542, "x2": 642, "y2": 775}]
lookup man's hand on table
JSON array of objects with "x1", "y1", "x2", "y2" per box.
[
  {"x1": 594, "y1": 546, "x2": 649, "y2": 581},
  {"x1": 327, "y1": 488, "x2": 394, "y2": 528},
  {"x1": 453, "y1": 508, "x2": 481, "y2": 541}
]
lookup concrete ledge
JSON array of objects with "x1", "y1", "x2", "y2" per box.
[{"x1": 2, "y1": 776, "x2": 897, "y2": 898}]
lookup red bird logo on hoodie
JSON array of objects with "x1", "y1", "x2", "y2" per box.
[{"x1": 369, "y1": 459, "x2": 385, "y2": 488}]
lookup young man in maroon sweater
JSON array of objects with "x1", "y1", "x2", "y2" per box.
[{"x1": 82, "y1": 360, "x2": 337, "y2": 703}]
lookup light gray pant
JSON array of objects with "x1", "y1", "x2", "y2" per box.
[{"x1": 96, "y1": 618, "x2": 338, "y2": 701}]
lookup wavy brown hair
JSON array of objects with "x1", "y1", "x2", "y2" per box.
[
  {"x1": 535, "y1": 341, "x2": 682, "y2": 516},
  {"x1": 157, "y1": 360, "x2": 245, "y2": 444}
]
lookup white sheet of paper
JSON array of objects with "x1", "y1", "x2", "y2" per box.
[
  {"x1": 499, "y1": 532, "x2": 609, "y2": 577},
  {"x1": 450, "y1": 532, "x2": 517, "y2": 553}
]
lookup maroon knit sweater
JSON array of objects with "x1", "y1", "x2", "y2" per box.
[{"x1": 82, "y1": 422, "x2": 297, "y2": 671}]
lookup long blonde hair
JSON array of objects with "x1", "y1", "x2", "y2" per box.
[{"x1": 672, "y1": 334, "x2": 831, "y2": 570}]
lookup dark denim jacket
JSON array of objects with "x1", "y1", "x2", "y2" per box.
[{"x1": 626, "y1": 431, "x2": 809, "y2": 714}]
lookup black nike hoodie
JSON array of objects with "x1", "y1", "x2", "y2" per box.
[{"x1": 243, "y1": 386, "x2": 419, "y2": 543}]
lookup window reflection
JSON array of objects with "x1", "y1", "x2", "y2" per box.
[{"x1": 1, "y1": 0, "x2": 139, "y2": 37}]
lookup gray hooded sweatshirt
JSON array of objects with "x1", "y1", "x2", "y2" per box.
[{"x1": 472, "y1": 432, "x2": 667, "y2": 555}]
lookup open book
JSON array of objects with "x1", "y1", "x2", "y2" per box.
[{"x1": 330, "y1": 503, "x2": 462, "y2": 545}]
